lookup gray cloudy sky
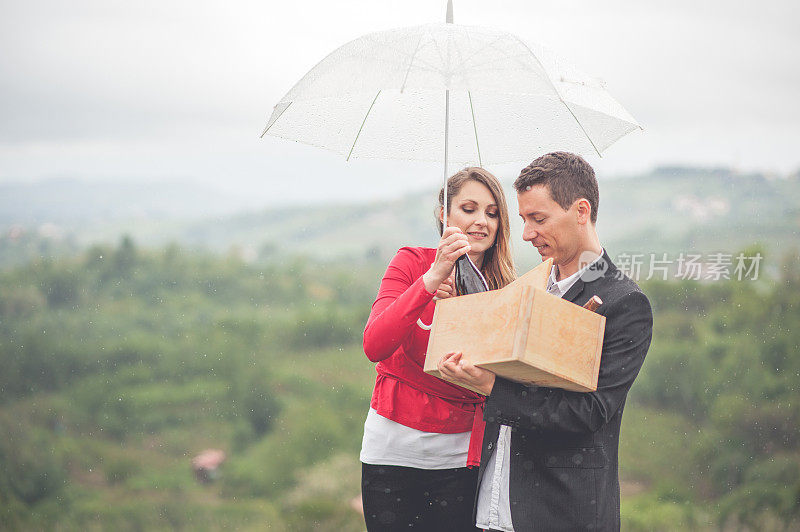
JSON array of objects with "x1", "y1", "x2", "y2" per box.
[{"x1": 1, "y1": 0, "x2": 798, "y2": 205}]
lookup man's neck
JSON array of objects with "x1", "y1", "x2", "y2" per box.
[{"x1": 556, "y1": 243, "x2": 603, "y2": 281}]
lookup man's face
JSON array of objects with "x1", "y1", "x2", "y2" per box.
[{"x1": 517, "y1": 184, "x2": 580, "y2": 266}]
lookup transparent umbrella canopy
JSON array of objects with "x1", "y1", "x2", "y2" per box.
[
  {"x1": 260, "y1": 6, "x2": 640, "y2": 298},
  {"x1": 261, "y1": 22, "x2": 641, "y2": 169}
]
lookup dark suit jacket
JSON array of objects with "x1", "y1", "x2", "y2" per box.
[{"x1": 475, "y1": 251, "x2": 653, "y2": 531}]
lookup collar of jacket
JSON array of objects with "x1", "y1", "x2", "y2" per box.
[{"x1": 561, "y1": 249, "x2": 617, "y2": 303}]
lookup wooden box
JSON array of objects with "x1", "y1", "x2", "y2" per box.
[{"x1": 423, "y1": 259, "x2": 606, "y2": 394}]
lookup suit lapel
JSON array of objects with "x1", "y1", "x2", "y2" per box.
[
  {"x1": 562, "y1": 250, "x2": 616, "y2": 303},
  {"x1": 562, "y1": 278, "x2": 586, "y2": 303}
]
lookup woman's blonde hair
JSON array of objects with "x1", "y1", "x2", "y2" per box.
[{"x1": 437, "y1": 167, "x2": 516, "y2": 290}]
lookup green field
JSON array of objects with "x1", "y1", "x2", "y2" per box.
[{"x1": 1, "y1": 236, "x2": 799, "y2": 530}]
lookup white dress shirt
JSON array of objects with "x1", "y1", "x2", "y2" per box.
[{"x1": 476, "y1": 253, "x2": 603, "y2": 531}]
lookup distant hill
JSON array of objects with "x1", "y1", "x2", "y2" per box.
[
  {"x1": 0, "y1": 177, "x2": 251, "y2": 226},
  {"x1": 2, "y1": 168, "x2": 799, "y2": 271}
]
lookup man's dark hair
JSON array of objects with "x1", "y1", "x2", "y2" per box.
[{"x1": 513, "y1": 152, "x2": 599, "y2": 224}]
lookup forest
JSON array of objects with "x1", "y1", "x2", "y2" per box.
[{"x1": 1, "y1": 237, "x2": 798, "y2": 530}]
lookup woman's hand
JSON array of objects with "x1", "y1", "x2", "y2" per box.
[
  {"x1": 423, "y1": 227, "x2": 470, "y2": 294},
  {"x1": 434, "y1": 275, "x2": 455, "y2": 300},
  {"x1": 437, "y1": 352, "x2": 496, "y2": 395}
]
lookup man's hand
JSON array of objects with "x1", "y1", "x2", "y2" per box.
[{"x1": 437, "y1": 352, "x2": 496, "y2": 395}]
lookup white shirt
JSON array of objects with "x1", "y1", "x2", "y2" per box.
[
  {"x1": 476, "y1": 252, "x2": 603, "y2": 531},
  {"x1": 360, "y1": 408, "x2": 471, "y2": 469}
]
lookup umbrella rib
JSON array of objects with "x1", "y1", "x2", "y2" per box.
[
  {"x1": 362, "y1": 40, "x2": 443, "y2": 78},
  {"x1": 508, "y1": 33, "x2": 603, "y2": 157},
  {"x1": 259, "y1": 102, "x2": 292, "y2": 138},
  {"x1": 347, "y1": 91, "x2": 381, "y2": 161},
  {"x1": 468, "y1": 91, "x2": 482, "y2": 167},
  {"x1": 400, "y1": 33, "x2": 425, "y2": 93},
  {"x1": 430, "y1": 29, "x2": 450, "y2": 81},
  {"x1": 361, "y1": 30, "x2": 447, "y2": 79},
  {"x1": 562, "y1": 101, "x2": 602, "y2": 157},
  {"x1": 449, "y1": 34, "x2": 508, "y2": 74},
  {"x1": 374, "y1": 28, "x2": 444, "y2": 80}
]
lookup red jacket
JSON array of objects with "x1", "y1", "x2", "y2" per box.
[{"x1": 363, "y1": 247, "x2": 485, "y2": 467}]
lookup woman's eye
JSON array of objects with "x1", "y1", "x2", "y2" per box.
[
  {"x1": 534, "y1": 218, "x2": 545, "y2": 224},
  {"x1": 487, "y1": 212, "x2": 498, "y2": 218},
  {"x1": 462, "y1": 207, "x2": 474, "y2": 213}
]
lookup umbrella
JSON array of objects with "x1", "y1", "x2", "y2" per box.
[{"x1": 260, "y1": 1, "x2": 640, "y2": 293}]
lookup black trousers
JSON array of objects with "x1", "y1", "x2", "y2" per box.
[{"x1": 361, "y1": 463, "x2": 480, "y2": 531}]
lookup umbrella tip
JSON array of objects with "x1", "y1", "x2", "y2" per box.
[{"x1": 446, "y1": 0, "x2": 453, "y2": 23}]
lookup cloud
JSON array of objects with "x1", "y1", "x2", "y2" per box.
[{"x1": 1, "y1": 0, "x2": 798, "y2": 190}]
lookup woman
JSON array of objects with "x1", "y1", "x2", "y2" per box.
[{"x1": 360, "y1": 167, "x2": 516, "y2": 531}]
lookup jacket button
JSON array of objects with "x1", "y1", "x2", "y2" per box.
[{"x1": 487, "y1": 442, "x2": 493, "y2": 450}]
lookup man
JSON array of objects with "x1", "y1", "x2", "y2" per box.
[{"x1": 438, "y1": 152, "x2": 653, "y2": 531}]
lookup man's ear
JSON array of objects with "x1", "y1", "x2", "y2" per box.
[{"x1": 575, "y1": 198, "x2": 592, "y2": 225}]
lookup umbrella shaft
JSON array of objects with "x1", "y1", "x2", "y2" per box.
[{"x1": 443, "y1": 89, "x2": 450, "y2": 230}]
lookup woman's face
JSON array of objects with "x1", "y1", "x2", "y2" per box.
[{"x1": 444, "y1": 180, "x2": 500, "y2": 260}]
